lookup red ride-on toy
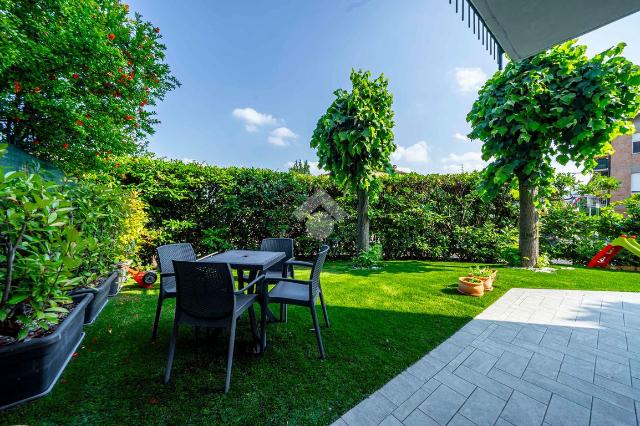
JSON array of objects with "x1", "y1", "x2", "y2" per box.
[{"x1": 125, "y1": 266, "x2": 157, "y2": 289}]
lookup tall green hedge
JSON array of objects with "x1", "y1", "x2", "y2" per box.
[{"x1": 110, "y1": 156, "x2": 519, "y2": 263}]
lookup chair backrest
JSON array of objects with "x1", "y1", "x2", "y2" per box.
[
  {"x1": 156, "y1": 243, "x2": 196, "y2": 274},
  {"x1": 260, "y1": 238, "x2": 294, "y2": 272},
  {"x1": 309, "y1": 245, "x2": 330, "y2": 298},
  {"x1": 172, "y1": 261, "x2": 236, "y2": 320}
]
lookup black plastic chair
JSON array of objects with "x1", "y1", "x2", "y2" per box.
[
  {"x1": 152, "y1": 244, "x2": 196, "y2": 340},
  {"x1": 152, "y1": 243, "x2": 216, "y2": 340},
  {"x1": 257, "y1": 238, "x2": 295, "y2": 322},
  {"x1": 260, "y1": 238, "x2": 295, "y2": 279},
  {"x1": 164, "y1": 261, "x2": 263, "y2": 393},
  {"x1": 266, "y1": 245, "x2": 330, "y2": 358}
]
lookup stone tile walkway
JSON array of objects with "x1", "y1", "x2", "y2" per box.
[{"x1": 332, "y1": 288, "x2": 640, "y2": 426}]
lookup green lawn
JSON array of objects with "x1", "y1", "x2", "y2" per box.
[{"x1": 2, "y1": 261, "x2": 639, "y2": 425}]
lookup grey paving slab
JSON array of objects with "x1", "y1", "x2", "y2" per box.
[
  {"x1": 332, "y1": 289, "x2": 640, "y2": 426},
  {"x1": 544, "y1": 394, "x2": 590, "y2": 426},
  {"x1": 392, "y1": 389, "x2": 432, "y2": 421},
  {"x1": 459, "y1": 388, "x2": 506, "y2": 426},
  {"x1": 433, "y1": 368, "x2": 476, "y2": 397},
  {"x1": 379, "y1": 371, "x2": 425, "y2": 406},
  {"x1": 590, "y1": 397, "x2": 637, "y2": 426},
  {"x1": 378, "y1": 415, "x2": 404, "y2": 426},
  {"x1": 403, "y1": 409, "x2": 439, "y2": 426},
  {"x1": 418, "y1": 384, "x2": 466, "y2": 425},
  {"x1": 500, "y1": 391, "x2": 547, "y2": 426},
  {"x1": 595, "y1": 357, "x2": 632, "y2": 386},
  {"x1": 487, "y1": 367, "x2": 551, "y2": 404},
  {"x1": 448, "y1": 413, "x2": 477, "y2": 426},
  {"x1": 495, "y1": 350, "x2": 530, "y2": 378},
  {"x1": 526, "y1": 352, "x2": 562, "y2": 380},
  {"x1": 559, "y1": 354, "x2": 595, "y2": 383},
  {"x1": 461, "y1": 348, "x2": 499, "y2": 375},
  {"x1": 340, "y1": 392, "x2": 396, "y2": 426}
]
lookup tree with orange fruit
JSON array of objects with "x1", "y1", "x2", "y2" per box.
[{"x1": 0, "y1": 0, "x2": 179, "y2": 172}]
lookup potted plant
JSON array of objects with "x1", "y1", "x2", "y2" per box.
[
  {"x1": 457, "y1": 276, "x2": 485, "y2": 297},
  {"x1": 469, "y1": 266, "x2": 498, "y2": 291},
  {"x1": 65, "y1": 178, "x2": 133, "y2": 322},
  {"x1": 0, "y1": 156, "x2": 93, "y2": 409}
]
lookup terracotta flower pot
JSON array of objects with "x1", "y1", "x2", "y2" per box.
[
  {"x1": 471, "y1": 269, "x2": 498, "y2": 292},
  {"x1": 458, "y1": 276, "x2": 485, "y2": 297}
]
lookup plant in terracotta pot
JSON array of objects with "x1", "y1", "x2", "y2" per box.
[
  {"x1": 457, "y1": 276, "x2": 485, "y2": 297},
  {"x1": 469, "y1": 266, "x2": 498, "y2": 291}
]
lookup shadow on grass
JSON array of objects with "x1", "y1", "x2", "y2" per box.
[{"x1": 0, "y1": 287, "x2": 474, "y2": 426}]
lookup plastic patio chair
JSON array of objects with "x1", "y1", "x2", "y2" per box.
[
  {"x1": 257, "y1": 238, "x2": 295, "y2": 322},
  {"x1": 266, "y1": 245, "x2": 330, "y2": 358},
  {"x1": 163, "y1": 260, "x2": 263, "y2": 393},
  {"x1": 152, "y1": 243, "x2": 216, "y2": 339}
]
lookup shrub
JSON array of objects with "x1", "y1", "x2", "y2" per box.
[
  {"x1": 352, "y1": 244, "x2": 383, "y2": 269},
  {"x1": 1, "y1": 151, "x2": 82, "y2": 340},
  {"x1": 0, "y1": 145, "x2": 139, "y2": 341},
  {"x1": 109, "y1": 156, "x2": 518, "y2": 263}
]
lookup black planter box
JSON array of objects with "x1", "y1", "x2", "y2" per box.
[
  {"x1": 0, "y1": 293, "x2": 92, "y2": 410},
  {"x1": 70, "y1": 271, "x2": 117, "y2": 325},
  {"x1": 108, "y1": 269, "x2": 124, "y2": 297}
]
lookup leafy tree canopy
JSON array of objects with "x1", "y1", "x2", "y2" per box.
[
  {"x1": 468, "y1": 41, "x2": 640, "y2": 202},
  {"x1": 288, "y1": 159, "x2": 311, "y2": 175},
  {"x1": 311, "y1": 69, "x2": 395, "y2": 196},
  {"x1": 0, "y1": 0, "x2": 179, "y2": 172}
]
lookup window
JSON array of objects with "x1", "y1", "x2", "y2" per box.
[
  {"x1": 632, "y1": 173, "x2": 640, "y2": 194},
  {"x1": 594, "y1": 157, "x2": 609, "y2": 171},
  {"x1": 633, "y1": 132, "x2": 640, "y2": 154}
]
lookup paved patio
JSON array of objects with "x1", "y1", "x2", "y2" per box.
[{"x1": 333, "y1": 288, "x2": 640, "y2": 426}]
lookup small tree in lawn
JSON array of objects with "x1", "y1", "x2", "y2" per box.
[
  {"x1": 0, "y1": 0, "x2": 179, "y2": 172},
  {"x1": 468, "y1": 41, "x2": 640, "y2": 267},
  {"x1": 311, "y1": 69, "x2": 395, "y2": 253}
]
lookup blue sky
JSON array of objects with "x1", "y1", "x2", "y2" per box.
[{"x1": 127, "y1": 0, "x2": 640, "y2": 174}]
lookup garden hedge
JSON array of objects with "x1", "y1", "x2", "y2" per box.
[
  {"x1": 110, "y1": 156, "x2": 517, "y2": 263},
  {"x1": 110, "y1": 155, "x2": 640, "y2": 267}
]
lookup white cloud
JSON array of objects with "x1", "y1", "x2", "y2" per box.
[
  {"x1": 454, "y1": 67, "x2": 487, "y2": 93},
  {"x1": 391, "y1": 141, "x2": 430, "y2": 164},
  {"x1": 394, "y1": 166, "x2": 414, "y2": 173},
  {"x1": 232, "y1": 107, "x2": 279, "y2": 132},
  {"x1": 453, "y1": 132, "x2": 469, "y2": 141},
  {"x1": 284, "y1": 160, "x2": 324, "y2": 176},
  {"x1": 268, "y1": 127, "x2": 298, "y2": 146},
  {"x1": 441, "y1": 151, "x2": 486, "y2": 172}
]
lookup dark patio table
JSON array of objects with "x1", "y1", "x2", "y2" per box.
[{"x1": 201, "y1": 249, "x2": 286, "y2": 351}]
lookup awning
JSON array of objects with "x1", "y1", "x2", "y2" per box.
[{"x1": 449, "y1": 0, "x2": 640, "y2": 66}]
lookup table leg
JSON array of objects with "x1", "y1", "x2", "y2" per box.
[{"x1": 236, "y1": 268, "x2": 245, "y2": 291}]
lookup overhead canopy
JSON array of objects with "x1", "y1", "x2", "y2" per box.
[{"x1": 470, "y1": 0, "x2": 640, "y2": 61}]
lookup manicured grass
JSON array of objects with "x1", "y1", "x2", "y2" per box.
[{"x1": 2, "y1": 261, "x2": 639, "y2": 425}]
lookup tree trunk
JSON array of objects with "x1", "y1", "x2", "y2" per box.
[
  {"x1": 356, "y1": 188, "x2": 370, "y2": 253},
  {"x1": 518, "y1": 178, "x2": 539, "y2": 267}
]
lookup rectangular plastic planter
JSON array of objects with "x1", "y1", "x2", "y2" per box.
[
  {"x1": 108, "y1": 267, "x2": 126, "y2": 297},
  {"x1": 70, "y1": 271, "x2": 117, "y2": 325},
  {"x1": 0, "y1": 293, "x2": 92, "y2": 410}
]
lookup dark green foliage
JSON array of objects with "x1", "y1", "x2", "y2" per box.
[
  {"x1": 110, "y1": 156, "x2": 518, "y2": 264},
  {"x1": 352, "y1": 243, "x2": 383, "y2": 268},
  {"x1": 468, "y1": 41, "x2": 640, "y2": 201},
  {"x1": 0, "y1": 144, "x2": 137, "y2": 340},
  {"x1": 311, "y1": 69, "x2": 395, "y2": 195},
  {"x1": 288, "y1": 159, "x2": 311, "y2": 175},
  {"x1": 0, "y1": 0, "x2": 179, "y2": 171}
]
